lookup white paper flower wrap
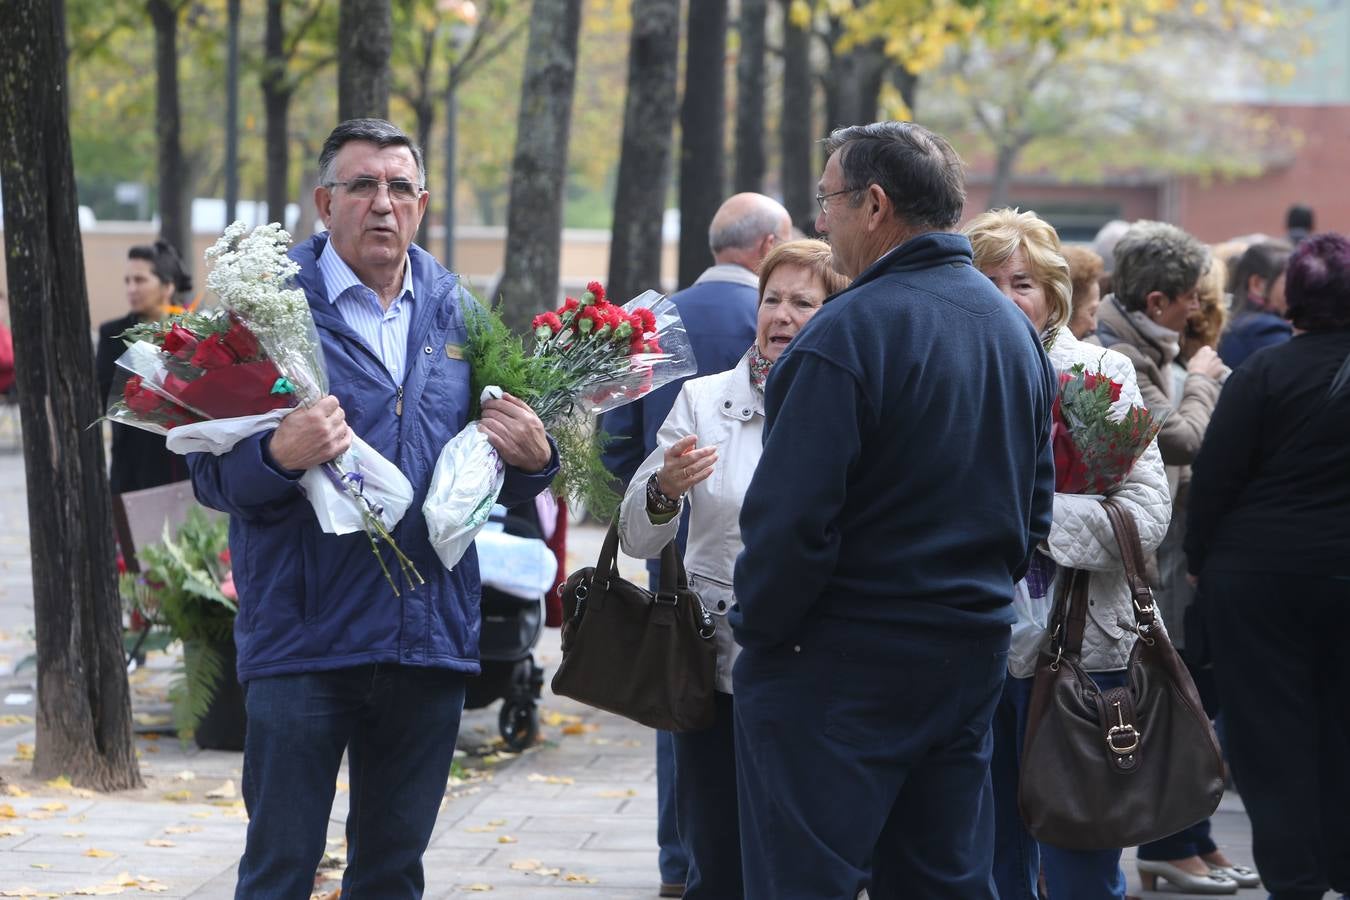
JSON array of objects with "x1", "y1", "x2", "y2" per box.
[{"x1": 423, "y1": 387, "x2": 507, "y2": 571}]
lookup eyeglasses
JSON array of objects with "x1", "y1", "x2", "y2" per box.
[
  {"x1": 328, "y1": 177, "x2": 424, "y2": 201},
  {"x1": 815, "y1": 188, "x2": 860, "y2": 214}
]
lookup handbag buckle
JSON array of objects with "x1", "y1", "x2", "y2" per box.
[
  {"x1": 654, "y1": 591, "x2": 678, "y2": 607},
  {"x1": 1106, "y1": 701, "x2": 1142, "y2": 756}
]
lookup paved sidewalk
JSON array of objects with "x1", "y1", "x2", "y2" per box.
[{"x1": 0, "y1": 448, "x2": 1275, "y2": 898}]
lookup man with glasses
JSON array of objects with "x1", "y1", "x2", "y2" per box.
[
  {"x1": 730, "y1": 121, "x2": 1057, "y2": 898},
  {"x1": 188, "y1": 118, "x2": 558, "y2": 898}
]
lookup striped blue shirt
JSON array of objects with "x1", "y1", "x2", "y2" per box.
[{"x1": 317, "y1": 240, "x2": 416, "y2": 385}]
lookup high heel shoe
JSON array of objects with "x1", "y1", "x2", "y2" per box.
[
  {"x1": 1206, "y1": 864, "x2": 1261, "y2": 889},
  {"x1": 1137, "y1": 860, "x2": 1238, "y2": 894}
]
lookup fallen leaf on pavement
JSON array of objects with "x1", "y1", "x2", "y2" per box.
[
  {"x1": 463, "y1": 886, "x2": 493, "y2": 893},
  {"x1": 465, "y1": 825, "x2": 497, "y2": 833},
  {"x1": 13, "y1": 742, "x2": 33, "y2": 761},
  {"x1": 561, "y1": 723, "x2": 596, "y2": 736},
  {"x1": 61, "y1": 832, "x2": 85, "y2": 838},
  {"x1": 540, "y1": 711, "x2": 581, "y2": 727},
  {"x1": 597, "y1": 789, "x2": 637, "y2": 798},
  {"x1": 0, "y1": 889, "x2": 60, "y2": 898},
  {"x1": 162, "y1": 790, "x2": 192, "y2": 802},
  {"x1": 508, "y1": 860, "x2": 541, "y2": 871},
  {"x1": 145, "y1": 839, "x2": 176, "y2": 847},
  {"x1": 43, "y1": 776, "x2": 72, "y2": 792},
  {"x1": 526, "y1": 774, "x2": 574, "y2": 785},
  {"x1": 496, "y1": 835, "x2": 516, "y2": 844},
  {"x1": 0, "y1": 804, "x2": 16, "y2": 818},
  {"x1": 190, "y1": 811, "x2": 213, "y2": 819},
  {"x1": 0, "y1": 826, "x2": 24, "y2": 837},
  {"x1": 3, "y1": 785, "x2": 29, "y2": 798},
  {"x1": 26, "y1": 811, "x2": 53, "y2": 820},
  {"x1": 164, "y1": 825, "x2": 202, "y2": 835},
  {"x1": 487, "y1": 819, "x2": 507, "y2": 827},
  {"x1": 563, "y1": 873, "x2": 598, "y2": 884},
  {"x1": 205, "y1": 779, "x2": 236, "y2": 800},
  {"x1": 28, "y1": 864, "x2": 48, "y2": 870},
  {"x1": 0, "y1": 715, "x2": 34, "y2": 725},
  {"x1": 38, "y1": 802, "x2": 66, "y2": 813},
  {"x1": 83, "y1": 848, "x2": 116, "y2": 858}
]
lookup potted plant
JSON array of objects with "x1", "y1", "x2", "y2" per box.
[{"x1": 121, "y1": 508, "x2": 245, "y2": 750}]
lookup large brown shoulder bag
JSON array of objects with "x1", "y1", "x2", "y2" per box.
[
  {"x1": 1018, "y1": 497, "x2": 1226, "y2": 850},
  {"x1": 550, "y1": 518, "x2": 718, "y2": 732}
]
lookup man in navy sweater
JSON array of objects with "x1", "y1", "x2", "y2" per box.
[
  {"x1": 731, "y1": 122, "x2": 1056, "y2": 899},
  {"x1": 600, "y1": 191, "x2": 791, "y2": 898}
]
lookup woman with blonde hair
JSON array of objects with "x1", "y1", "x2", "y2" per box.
[
  {"x1": 963, "y1": 209, "x2": 1174, "y2": 899},
  {"x1": 618, "y1": 240, "x2": 846, "y2": 898}
]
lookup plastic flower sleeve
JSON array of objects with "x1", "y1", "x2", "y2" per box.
[
  {"x1": 105, "y1": 358, "x2": 204, "y2": 435},
  {"x1": 298, "y1": 433, "x2": 415, "y2": 535},
  {"x1": 576, "y1": 290, "x2": 699, "y2": 415},
  {"x1": 422, "y1": 420, "x2": 506, "y2": 572}
]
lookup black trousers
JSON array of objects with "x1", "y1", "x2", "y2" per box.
[
  {"x1": 1204, "y1": 569, "x2": 1350, "y2": 900},
  {"x1": 672, "y1": 690, "x2": 742, "y2": 899}
]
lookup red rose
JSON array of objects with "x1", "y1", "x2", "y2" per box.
[
  {"x1": 123, "y1": 375, "x2": 164, "y2": 415},
  {"x1": 221, "y1": 320, "x2": 262, "y2": 361},
  {"x1": 191, "y1": 333, "x2": 236, "y2": 370},
  {"x1": 161, "y1": 323, "x2": 200, "y2": 360},
  {"x1": 586, "y1": 281, "x2": 606, "y2": 304}
]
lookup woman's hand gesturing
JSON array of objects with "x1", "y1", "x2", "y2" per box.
[{"x1": 656, "y1": 435, "x2": 717, "y2": 499}]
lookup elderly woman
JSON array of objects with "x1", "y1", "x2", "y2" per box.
[
  {"x1": 1186, "y1": 233, "x2": 1350, "y2": 900},
  {"x1": 963, "y1": 209, "x2": 1174, "y2": 899},
  {"x1": 1062, "y1": 245, "x2": 1105, "y2": 340},
  {"x1": 1218, "y1": 241, "x2": 1292, "y2": 369},
  {"x1": 1095, "y1": 221, "x2": 1230, "y2": 470},
  {"x1": 618, "y1": 240, "x2": 846, "y2": 899}
]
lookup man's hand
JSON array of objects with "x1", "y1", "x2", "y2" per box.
[
  {"x1": 479, "y1": 393, "x2": 551, "y2": 473},
  {"x1": 268, "y1": 395, "x2": 353, "y2": 472}
]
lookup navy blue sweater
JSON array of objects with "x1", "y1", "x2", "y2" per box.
[{"x1": 731, "y1": 233, "x2": 1057, "y2": 649}]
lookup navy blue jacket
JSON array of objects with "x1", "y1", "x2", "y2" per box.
[
  {"x1": 598, "y1": 273, "x2": 758, "y2": 579},
  {"x1": 1218, "y1": 311, "x2": 1292, "y2": 371},
  {"x1": 188, "y1": 235, "x2": 558, "y2": 682},
  {"x1": 731, "y1": 233, "x2": 1057, "y2": 650}
]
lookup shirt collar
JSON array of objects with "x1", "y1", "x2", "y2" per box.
[
  {"x1": 318, "y1": 238, "x2": 416, "y2": 305},
  {"x1": 693, "y1": 263, "x2": 759, "y2": 290}
]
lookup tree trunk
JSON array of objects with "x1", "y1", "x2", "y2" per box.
[
  {"x1": 224, "y1": 0, "x2": 241, "y2": 225},
  {"x1": 892, "y1": 66, "x2": 919, "y2": 118},
  {"x1": 824, "y1": 25, "x2": 887, "y2": 134},
  {"x1": 263, "y1": 0, "x2": 291, "y2": 228},
  {"x1": 338, "y1": 0, "x2": 392, "y2": 121},
  {"x1": 677, "y1": 0, "x2": 728, "y2": 289},
  {"x1": 147, "y1": 0, "x2": 189, "y2": 271},
  {"x1": 734, "y1": 0, "x2": 768, "y2": 194},
  {"x1": 443, "y1": 79, "x2": 458, "y2": 269},
  {"x1": 293, "y1": 144, "x2": 321, "y2": 239},
  {"x1": 414, "y1": 91, "x2": 435, "y2": 249},
  {"x1": 495, "y1": 0, "x2": 583, "y2": 334},
  {"x1": 606, "y1": 0, "x2": 680, "y2": 305},
  {"x1": 779, "y1": 0, "x2": 815, "y2": 234},
  {"x1": 987, "y1": 143, "x2": 1019, "y2": 211},
  {"x1": 0, "y1": 0, "x2": 142, "y2": 792}
]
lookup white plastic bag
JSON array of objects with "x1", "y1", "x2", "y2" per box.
[
  {"x1": 475, "y1": 530, "x2": 557, "y2": 600},
  {"x1": 423, "y1": 413, "x2": 505, "y2": 572},
  {"x1": 165, "y1": 408, "x2": 413, "y2": 536},
  {"x1": 1008, "y1": 572, "x2": 1058, "y2": 678},
  {"x1": 298, "y1": 434, "x2": 415, "y2": 535}
]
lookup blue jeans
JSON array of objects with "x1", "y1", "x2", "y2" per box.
[
  {"x1": 235, "y1": 665, "x2": 467, "y2": 900},
  {"x1": 657, "y1": 729, "x2": 688, "y2": 883},
  {"x1": 991, "y1": 672, "x2": 1129, "y2": 900},
  {"x1": 734, "y1": 624, "x2": 1009, "y2": 900}
]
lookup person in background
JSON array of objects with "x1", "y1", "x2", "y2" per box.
[
  {"x1": 1285, "y1": 203, "x2": 1314, "y2": 246},
  {"x1": 1186, "y1": 232, "x2": 1350, "y2": 900},
  {"x1": 1092, "y1": 218, "x2": 1131, "y2": 297},
  {"x1": 1062, "y1": 244, "x2": 1104, "y2": 340},
  {"x1": 1095, "y1": 221, "x2": 1229, "y2": 470},
  {"x1": 1135, "y1": 256, "x2": 1259, "y2": 893},
  {"x1": 597, "y1": 190, "x2": 792, "y2": 899},
  {"x1": 732, "y1": 122, "x2": 1056, "y2": 899},
  {"x1": 964, "y1": 208, "x2": 1172, "y2": 900},
  {"x1": 1218, "y1": 242, "x2": 1292, "y2": 370},
  {"x1": 618, "y1": 240, "x2": 845, "y2": 899},
  {"x1": 95, "y1": 240, "x2": 194, "y2": 494}
]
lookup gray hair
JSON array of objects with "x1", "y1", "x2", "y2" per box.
[
  {"x1": 318, "y1": 118, "x2": 427, "y2": 189},
  {"x1": 1112, "y1": 220, "x2": 1210, "y2": 313},
  {"x1": 1091, "y1": 219, "x2": 1130, "y2": 275},
  {"x1": 823, "y1": 121, "x2": 966, "y2": 232},
  {"x1": 709, "y1": 203, "x2": 788, "y2": 254}
]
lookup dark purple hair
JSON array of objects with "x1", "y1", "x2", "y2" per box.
[{"x1": 1285, "y1": 232, "x2": 1350, "y2": 333}]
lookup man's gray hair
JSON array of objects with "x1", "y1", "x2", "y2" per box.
[
  {"x1": 709, "y1": 203, "x2": 787, "y2": 254},
  {"x1": 318, "y1": 118, "x2": 427, "y2": 189},
  {"x1": 823, "y1": 121, "x2": 966, "y2": 232},
  {"x1": 1112, "y1": 220, "x2": 1210, "y2": 312}
]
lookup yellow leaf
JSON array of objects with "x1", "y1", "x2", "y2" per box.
[
  {"x1": 508, "y1": 859, "x2": 541, "y2": 871},
  {"x1": 496, "y1": 835, "x2": 516, "y2": 844},
  {"x1": 464, "y1": 886, "x2": 494, "y2": 893},
  {"x1": 597, "y1": 789, "x2": 637, "y2": 798},
  {"x1": 38, "y1": 802, "x2": 66, "y2": 813},
  {"x1": 164, "y1": 825, "x2": 202, "y2": 834},
  {"x1": 62, "y1": 831, "x2": 85, "y2": 838},
  {"x1": 561, "y1": 723, "x2": 595, "y2": 736},
  {"x1": 540, "y1": 711, "x2": 580, "y2": 727},
  {"x1": 0, "y1": 804, "x2": 16, "y2": 818},
  {"x1": 563, "y1": 872, "x2": 598, "y2": 883},
  {"x1": 3, "y1": 785, "x2": 29, "y2": 798},
  {"x1": 13, "y1": 742, "x2": 34, "y2": 761},
  {"x1": 29, "y1": 864, "x2": 49, "y2": 870},
  {"x1": 526, "y1": 774, "x2": 574, "y2": 785},
  {"x1": 162, "y1": 790, "x2": 193, "y2": 802},
  {"x1": 487, "y1": 819, "x2": 507, "y2": 827},
  {"x1": 145, "y1": 839, "x2": 176, "y2": 847},
  {"x1": 83, "y1": 847, "x2": 116, "y2": 858},
  {"x1": 465, "y1": 825, "x2": 496, "y2": 833},
  {"x1": 191, "y1": 811, "x2": 213, "y2": 819},
  {"x1": 0, "y1": 826, "x2": 24, "y2": 837},
  {"x1": 44, "y1": 776, "x2": 72, "y2": 792}
]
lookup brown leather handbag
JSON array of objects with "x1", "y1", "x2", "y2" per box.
[
  {"x1": 1018, "y1": 498, "x2": 1227, "y2": 850},
  {"x1": 550, "y1": 518, "x2": 718, "y2": 732}
]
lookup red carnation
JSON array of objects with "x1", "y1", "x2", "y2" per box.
[
  {"x1": 636, "y1": 307, "x2": 657, "y2": 333},
  {"x1": 161, "y1": 323, "x2": 200, "y2": 360},
  {"x1": 221, "y1": 320, "x2": 262, "y2": 361},
  {"x1": 560, "y1": 297, "x2": 580, "y2": 314},
  {"x1": 190, "y1": 333, "x2": 236, "y2": 370},
  {"x1": 586, "y1": 281, "x2": 606, "y2": 304},
  {"x1": 628, "y1": 333, "x2": 646, "y2": 355},
  {"x1": 645, "y1": 338, "x2": 663, "y2": 354}
]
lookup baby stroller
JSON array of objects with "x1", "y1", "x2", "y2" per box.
[{"x1": 464, "y1": 501, "x2": 554, "y2": 751}]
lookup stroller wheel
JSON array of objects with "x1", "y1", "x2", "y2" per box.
[{"x1": 499, "y1": 700, "x2": 539, "y2": 752}]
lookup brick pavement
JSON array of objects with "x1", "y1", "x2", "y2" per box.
[{"x1": 0, "y1": 447, "x2": 1278, "y2": 898}]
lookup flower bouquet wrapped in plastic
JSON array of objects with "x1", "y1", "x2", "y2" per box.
[
  {"x1": 105, "y1": 222, "x2": 421, "y2": 594},
  {"x1": 1052, "y1": 363, "x2": 1168, "y2": 495},
  {"x1": 423, "y1": 281, "x2": 696, "y2": 572}
]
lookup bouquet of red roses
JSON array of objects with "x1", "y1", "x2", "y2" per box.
[
  {"x1": 1052, "y1": 363, "x2": 1168, "y2": 495},
  {"x1": 422, "y1": 281, "x2": 696, "y2": 572},
  {"x1": 105, "y1": 222, "x2": 420, "y2": 594}
]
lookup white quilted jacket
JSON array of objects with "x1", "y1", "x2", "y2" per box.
[{"x1": 1018, "y1": 328, "x2": 1173, "y2": 675}]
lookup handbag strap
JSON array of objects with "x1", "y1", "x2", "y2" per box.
[
  {"x1": 1100, "y1": 498, "x2": 1160, "y2": 636},
  {"x1": 596, "y1": 514, "x2": 690, "y2": 597},
  {"x1": 1046, "y1": 567, "x2": 1091, "y2": 664}
]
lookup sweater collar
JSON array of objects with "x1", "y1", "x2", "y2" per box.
[{"x1": 844, "y1": 232, "x2": 974, "y2": 296}]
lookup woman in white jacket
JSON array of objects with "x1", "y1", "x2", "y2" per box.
[
  {"x1": 963, "y1": 210, "x2": 1209, "y2": 898},
  {"x1": 618, "y1": 240, "x2": 847, "y2": 899}
]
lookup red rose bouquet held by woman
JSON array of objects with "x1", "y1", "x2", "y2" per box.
[
  {"x1": 104, "y1": 222, "x2": 420, "y2": 594},
  {"x1": 422, "y1": 281, "x2": 697, "y2": 572},
  {"x1": 1052, "y1": 363, "x2": 1169, "y2": 495}
]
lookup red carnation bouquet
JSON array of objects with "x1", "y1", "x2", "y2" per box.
[
  {"x1": 423, "y1": 281, "x2": 696, "y2": 571},
  {"x1": 1052, "y1": 363, "x2": 1168, "y2": 495}
]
